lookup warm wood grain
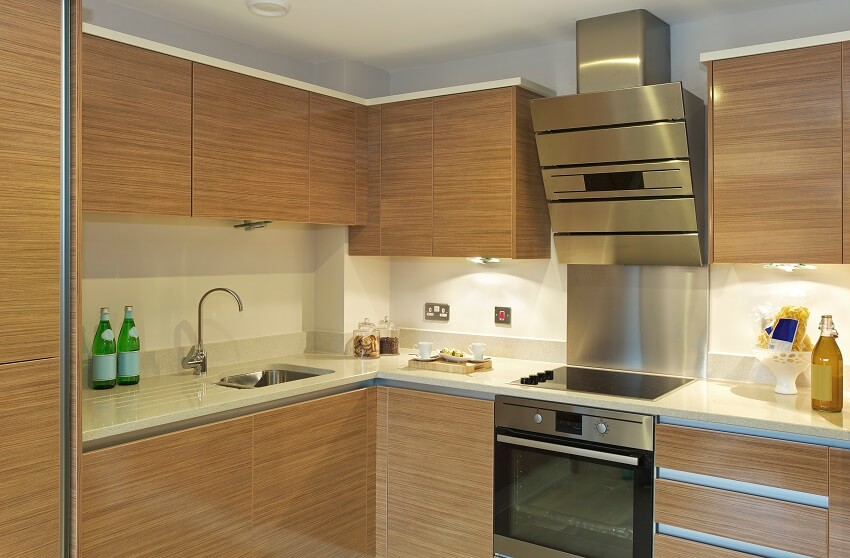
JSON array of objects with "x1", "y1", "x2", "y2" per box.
[
  {"x1": 355, "y1": 104, "x2": 369, "y2": 226},
  {"x1": 406, "y1": 357, "x2": 493, "y2": 373},
  {"x1": 655, "y1": 534, "x2": 753, "y2": 558},
  {"x1": 81, "y1": 417, "x2": 253, "y2": 557},
  {"x1": 81, "y1": 35, "x2": 192, "y2": 215},
  {"x1": 432, "y1": 88, "x2": 513, "y2": 257},
  {"x1": 843, "y1": 43, "x2": 850, "y2": 263},
  {"x1": 366, "y1": 387, "x2": 377, "y2": 556},
  {"x1": 513, "y1": 86, "x2": 551, "y2": 259},
  {"x1": 380, "y1": 98, "x2": 433, "y2": 256},
  {"x1": 830, "y1": 448, "x2": 850, "y2": 555},
  {"x1": 71, "y1": 2, "x2": 83, "y2": 553},
  {"x1": 252, "y1": 389, "x2": 369, "y2": 558},
  {"x1": 0, "y1": 358, "x2": 59, "y2": 557},
  {"x1": 0, "y1": 0, "x2": 61, "y2": 365},
  {"x1": 656, "y1": 424, "x2": 829, "y2": 495},
  {"x1": 712, "y1": 45, "x2": 843, "y2": 263},
  {"x1": 655, "y1": 479, "x2": 827, "y2": 557},
  {"x1": 192, "y1": 63, "x2": 309, "y2": 221},
  {"x1": 706, "y1": 61, "x2": 716, "y2": 263},
  {"x1": 309, "y1": 93, "x2": 357, "y2": 224},
  {"x1": 375, "y1": 387, "x2": 389, "y2": 558},
  {"x1": 349, "y1": 105, "x2": 382, "y2": 254},
  {"x1": 386, "y1": 388, "x2": 493, "y2": 558}
]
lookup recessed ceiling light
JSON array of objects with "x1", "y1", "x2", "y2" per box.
[{"x1": 247, "y1": 0, "x2": 291, "y2": 17}]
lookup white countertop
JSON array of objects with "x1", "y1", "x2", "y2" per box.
[{"x1": 83, "y1": 352, "x2": 850, "y2": 446}]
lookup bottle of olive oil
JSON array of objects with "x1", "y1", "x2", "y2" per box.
[
  {"x1": 811, "y1": 315, "x2": 843, "y2": 412},
  {"x1": 91, "y1": 307, "x2": 117, "y2": 390},
  {"x1": 117, "y1": 305, "x2": 140, "y2": 385}
]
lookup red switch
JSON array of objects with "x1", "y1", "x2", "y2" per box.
[{"x1": 499, "y1": 310, "x2": 506, "y2": 320}]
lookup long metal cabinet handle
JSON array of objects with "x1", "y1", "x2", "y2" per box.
[{"x1": 496, "y1": 434, "x2": 640, "y2": 466}]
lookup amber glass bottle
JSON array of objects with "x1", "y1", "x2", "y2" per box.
[{"x1": 811, "y1": 315, "x2": 843, "y2": 412}]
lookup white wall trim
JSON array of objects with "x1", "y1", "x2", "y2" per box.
[
  {"x1": 701, "y1": 29, "x2": 850, "y2": 63},
  {"x1": 82, "y1": 23, "x2": 554, "y2": 104}
]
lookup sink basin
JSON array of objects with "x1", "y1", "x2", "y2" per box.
[{"x1": 217, "y1": 368, "x2": 331, "y2": 389}]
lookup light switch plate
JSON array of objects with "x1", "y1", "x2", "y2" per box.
[
  {"x1": 424, "y1": 303, "x2": 450, "y2": 322},
  {"x1": 495, "y1": 306, "x2": 511, "y2": 325}
]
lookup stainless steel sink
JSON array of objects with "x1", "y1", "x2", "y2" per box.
[{"x1": 216, "y1": 368, "x2": 331, "y2": 389}]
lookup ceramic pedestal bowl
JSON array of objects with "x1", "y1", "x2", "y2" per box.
[{"x1": 752, "y1": 347, "x2": 812, "y2": 395}]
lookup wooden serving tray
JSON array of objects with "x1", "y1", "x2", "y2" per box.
[{"x1": 407, "y1": 358, "x2": 493, "y2": 374}]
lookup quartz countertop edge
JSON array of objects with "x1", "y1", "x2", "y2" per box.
[{"x1": 82, "y1": 352, "x2": 850, "y2": 445}]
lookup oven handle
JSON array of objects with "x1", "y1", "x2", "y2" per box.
[{"x1": 496, "y1": 434, "x2": 640, "y2": 466}]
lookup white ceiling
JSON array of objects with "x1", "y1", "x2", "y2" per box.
[{"x1": 102, "y1": 0, "x2": 812, "y2": 70}]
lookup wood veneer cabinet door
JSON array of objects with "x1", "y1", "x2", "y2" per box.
[
  {"x1": 81, "y1": 35, "x2": 192, "y2": 215},
  {"x1": 252, "y1": 389, "x2": 369, "y2": 557},
  {"x1": 830, "y1": 448, "x2": 850, "y2": 555},
  {"x1": 0, "y1": 358, "x2": 59, "y2": 556},
  {"x1": 0, "y1": 0, "x2": 61, "y2": 365},
  {"x1": 380, "y1": 98, "x2": 434, "y2": 256},
  {"x1": 349, "y1": 105, "x2": 382, "y2": 255},
  {"x1": 385, "y1": 389, "x2": 493, "y2": 558},
  {"x1": 711, "y1": 45, "x2": 843, "y2": 263},
  {"x1": 81, "y1": 417, "x2": 253, "y2": 557},
  {"x1": 309, "y1": 93, "x2": 357, "y2": 224},
  {"x1": 843, "y1": 42, "x2": 850, "y2": 263},
  {"x1": 193, "y1": 64, "x2": 309, "y2": 221}
]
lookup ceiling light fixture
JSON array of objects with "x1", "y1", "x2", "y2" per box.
[
  {"x1": 763, "y1": 263, "x2": 818, "y2": 273},
  {"x1": 466, "y1": 257, "x2": 501, "y2": 265},
  {"x1": 247, "y1": 0, "x2": 291, "y2": 17}
]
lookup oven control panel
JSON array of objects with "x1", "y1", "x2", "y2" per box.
[{"x1": 496, "y1": 395, "x2": 654, "y2": 451}]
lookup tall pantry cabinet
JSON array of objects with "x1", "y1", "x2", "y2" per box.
[{"x1": 0, "y1": 0, "x2": 73, "y2": 555}]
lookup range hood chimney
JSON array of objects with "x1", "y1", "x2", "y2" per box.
[{"x1": 530, "y1": 9, "x2": 706, "y2": 266}]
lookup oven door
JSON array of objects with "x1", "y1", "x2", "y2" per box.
[{"x1": 494, "y1": 430, "x2": 653, "y2": 558}]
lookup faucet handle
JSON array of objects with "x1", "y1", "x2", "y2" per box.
[{"x1": 182, "y1": 346, "x2": 206, "y2": 374}]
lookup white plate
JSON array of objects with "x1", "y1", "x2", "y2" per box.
[
  {"x1": 439, "y1": 353, "x2": 472, "y2": 363},
  {"x1": 410, "y1": 355, "x2": 439, "y2": 362},
  {"x1": 468, "y1": 356, "x2": 491, "y2": 363}
]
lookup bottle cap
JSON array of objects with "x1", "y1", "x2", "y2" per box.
[
  {"x1": 125, "y1": 305, "x2": 133, "y2": 311},
  {"x1": 100, "y1": 307, "x2": 109, "y2": 313}
]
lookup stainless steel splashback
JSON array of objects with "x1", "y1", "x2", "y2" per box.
[{"x1": 567, "y1": 265, "x2": 708, "y2": 377}]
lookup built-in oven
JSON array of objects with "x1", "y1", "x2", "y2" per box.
[{"x1": 494, "y1": 396, "x2": 654, "y2": 558}]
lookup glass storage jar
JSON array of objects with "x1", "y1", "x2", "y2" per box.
[
  {"x1": 353, "y1": 318, "x2": 380, "y2": 359},
  {"x1": 378, "y1": 316, "x2": 400, "y2": 355}
]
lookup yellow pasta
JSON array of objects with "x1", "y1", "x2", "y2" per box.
[{"x1": 756, "y1": 305, "x2": 813, "y2": 352}]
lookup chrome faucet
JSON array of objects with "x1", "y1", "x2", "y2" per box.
[{"x1": 182, "y1": 288, "x2": 243, "y2": 374}]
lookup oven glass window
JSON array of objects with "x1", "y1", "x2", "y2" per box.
[{"x1": 495, "y1": 442, "x2": 639, "y2": 558}]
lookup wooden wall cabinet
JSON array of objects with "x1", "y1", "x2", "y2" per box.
[
  {"x1": 380, "y1": 388, "x2": 493, "y2": 558},
  {"x1": 81, "y1": 417, "x2": 254, "y2": 557},
  {"x1": 193, "y1": 64, "x2": 310, "y2": 222},
  {"x1": 82, "y1": 35, "x2": 192, "y2": 216},
  {"x1": 350, "y1": 86, "x2": 550, "y2": 259},
  {"x1": 709, "y1": 44, "x2": 844, "y2": 263},
  {"x1": 252, "y1": 389, "x2": 370, "y2": 557}
]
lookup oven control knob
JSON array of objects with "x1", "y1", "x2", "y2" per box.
[
  {"x1": 595, "y1": 420, "x2": 608, "y2": 435},
  {"x1": 532, "y1": 412, "x2": 543, "y2": 424}
]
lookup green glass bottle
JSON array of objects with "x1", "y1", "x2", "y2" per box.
[
  {"x1": 91, "y1": 307, "x2": 116, "y2": 389},
  {"x1": 117, "y1": 305, "x2": 140, "y2": 385}
]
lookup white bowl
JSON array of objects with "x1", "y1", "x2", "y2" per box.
[{"x1": 752, "y1": 347, "x2": 812, "y2": 394}]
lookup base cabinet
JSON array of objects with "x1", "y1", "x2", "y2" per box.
[
  {"x1": 830, "y1": 448, "x2": 850, "y2": 556},
  {"x1": 381, "y1": 388, "x2": 494, "y2": 558}
]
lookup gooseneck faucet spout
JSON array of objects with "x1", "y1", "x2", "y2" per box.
[{"x1": 182, "y1": 288, "x2": 243, "y2": 374}]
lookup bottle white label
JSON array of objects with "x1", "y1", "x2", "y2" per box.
[
  {"x1": 129, "y1": 326, "x2": 139, "y2": 339},
  {"x1": 92, "y1": 354, "x2": 117, "y2": 382},
  {"x1": 101, "y1": 330, "x2": 114, "y2": 341},
  {"x1": 118, "y1": 350, "x2": 140, "y2": 378}
]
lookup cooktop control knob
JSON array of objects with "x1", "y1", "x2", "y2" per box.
[
  {"x1": 595, "y1": 420, "x2": 608, "y2": 435},
  {"x1": 536, "y1": 372, "x2": 548, "y2": 383},
  {"x1": 527, "y1": 375, "x2": 539, "y2": 385},
  {"x1": 545, "y1": 370, "x2": 554, "y2": 380},
  {"x1": 532, "y1": 412, "x2": 543, "y2": 424}
]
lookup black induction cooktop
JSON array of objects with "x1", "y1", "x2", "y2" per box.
[{"x1": 511, "y1": 366, "x2": 695, "y2": 401}]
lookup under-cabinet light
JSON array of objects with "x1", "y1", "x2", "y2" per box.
[
  {"x1": 466, "y1": 257, "x2": 501, "y2": 265},
  {"x1": 763, "y1": 263, "x2": 818, "y2": 273}
]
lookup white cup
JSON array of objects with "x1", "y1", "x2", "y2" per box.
[
  {"x1": 468, "y1": 343, "x2": 486, "y2": 361},
  {"x1": 414, "y1": 342, "x2": 433, "y2": 359}
]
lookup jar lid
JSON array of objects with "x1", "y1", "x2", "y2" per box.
[
  {"x1": 357, "y1": 317, "x2": 376, "y2": 329},
  {"x1": 378, "y1": 315, "x2": 396, "y2": 328}
]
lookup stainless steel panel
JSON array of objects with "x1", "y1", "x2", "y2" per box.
[
  {"x1": 554, "y1": 233, "x2": 703, "y2": 266},
  {"x1": 543, "y1": 160, "x2": 693, "y2": 200},
  {"x1": 530, "y1": 82, "x2": 685, "y2": 132},
  {"x1": 495, "y1": 396, "x2": 654, "y2": 450},
  {"x1": 550, "y1": 198, "x2": 698, "y2": 233},
  {"x1": 497, "y1": 435, "x2": 641, "y2": 465},
  {"x1": 536, "y1": 122, "x2": 688, "y2": 167},
  {"x1": 567, "y1": 265, "x2": 708, "y2": 377},
  {"x1": 576, "y1": 9, "x2": 670, "y2": 94},
  {"x1": 495, "y1": 534, "x2": 583, "y2": 558}
]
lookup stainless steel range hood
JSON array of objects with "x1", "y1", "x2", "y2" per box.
[{"x1": 530, "y1": 9, "x2": 706, "y2": 266}]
